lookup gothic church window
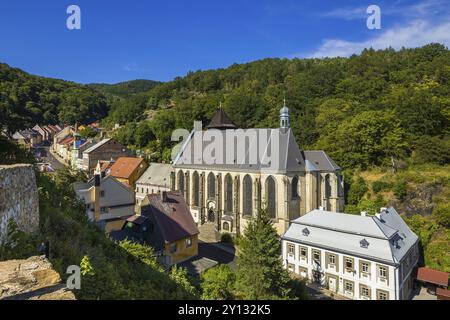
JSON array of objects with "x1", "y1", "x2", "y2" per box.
[
  {"x1": 243, "y1": 175, "x2": 253, "y2": 216},
  {"x1": 207, "y1": 172, "x2": 215, "y2": 199},
  {"x1": 192, "y1": 171, "x2": 200, "y2": 206},
  {"x1": 266, "y1": 176, "x2": 276, "y2": 218},
  {"x1": 224, "y1": 174, "x2": 233, "y2": 214}
]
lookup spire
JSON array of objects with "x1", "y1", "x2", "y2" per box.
[
  {"x1": 207, "y1": 107, "x2": 237, "y2": 130},
  {"x1": 280, "y1": 100, "x2": 290, "y2": 130}
]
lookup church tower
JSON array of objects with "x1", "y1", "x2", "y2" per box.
[{"x1": 280, "y1": 99, "x2": 290, "y2": 132}]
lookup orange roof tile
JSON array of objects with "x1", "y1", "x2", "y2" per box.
[
  {"x1": 109, "y1": 157, "x2": 145, "y2": 179},
  {"x1": 437, "y1": 288, "x2": 450, "y2": 298},
  {"x1": 60, "y1": 136, "x2": 74, "y2": 146},
  {"x1": 416, "y1": 267, "x2": 449, "y2": 287}
]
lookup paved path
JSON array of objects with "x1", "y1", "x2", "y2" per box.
[
  {"x1": 35, "y1": 146, "x2": 65, "y2": 172},
  {"x1": 178, "y1": 242, "x2": 236, "y2": 277}
]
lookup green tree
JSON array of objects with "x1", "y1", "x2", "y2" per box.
[
  {"x1": 201, "y1": 264, "x2": 235, "y2": 300},
  {"x1": 235, "y1": 209, "x2": 292, "y2": 300},
  {"x1": 347, "y1": 176, "x2": 368, "y2": 206},
  {"x1": 80, "y1": 255, "x2": 95, "y2": 276},
  {"x1": 169, "y1": 266, "x2": 199, "y2": 299},
  {"x1": 433, "y1": 203, "x2": 450, "y2": 228}
]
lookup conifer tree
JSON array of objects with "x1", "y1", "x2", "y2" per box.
[{"x1": 235, "y1": 209, "x2": 292, "y2": 299}]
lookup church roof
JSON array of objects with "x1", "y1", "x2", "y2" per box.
[
  {"x1": 207, "y1": 108, "x2": 237, "y2": 130},
  {"x1": 173, "y1": 128, "x2": 306, "y2": 173},
  {"x1": 173, "y1": 126, "x2": 341, "y2": 174}
]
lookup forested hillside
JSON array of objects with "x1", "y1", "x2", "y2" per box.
[
  {"x1": 105, "y1": 43, "x2": 450, "y2": 168},
  {"x1": 88, "y1": 79, "x2": 161, "y2": 98},
  {"x1": 0, "y1": 63, "x2": 110, "y2": 132}
]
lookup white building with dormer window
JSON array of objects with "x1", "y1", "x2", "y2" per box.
[{"x1": 282, "y1": 207, "x2": 419, "y2": 300}]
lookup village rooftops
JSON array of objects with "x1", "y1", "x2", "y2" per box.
[
  {"x1": 109, "y1": 157, "x2": 146, "y2": 179},
  {"x1": 282, "y1": 207, "x2": 418, "y2": 265}
]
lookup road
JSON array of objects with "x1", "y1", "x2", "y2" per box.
[{"x1": 34, "y1": 146, "x2": 65, "y2": 171}]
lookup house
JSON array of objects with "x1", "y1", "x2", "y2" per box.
[
  {"x1": 108, "y1": 157, "x2": 148, "y2": 188},
  {"x1": 71, "y1": 139, "x2": 96, "y2": 170},
  {"x1": 135, "y1": 163, "x2": 173, "y2": 204},
  {"x1": 12, "y1": 129, "x2": 42, "y2": 148},
  {"x1": 112, "y1": 191, "x2": 199, "y2": 267},
  {"x1": 74, "y1": 162, "x2": 135, "y2": 233},
  {"x1": 282, "y1": 207, "x2": 419, "y2": 300},
  {"x1": 53, "y1": 126, "x2": 73, "y2": 150},
  {"x1": 33, "y1": 125, "x2": 50, "y2": 141},
  {"x1": 44, "y1": 125, "x2": 61, "y2": 140},
  {"x1": 171, "y1": 105, "x2": 344, "y2": 240},
  {"x1": 56, "y1": 135, "x2": 74, "y2": 161},
  {"x1": 81, "y1": 138, "x2": 130, "y2": 173}
]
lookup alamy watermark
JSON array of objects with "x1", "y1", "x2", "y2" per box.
[
  {"x1": 66, "y1": 5, "x2": 81, "y2": 30},
  {"x1": 171, "y1": 121, "x2": 289, "y2": 171},
  {"x1": 367, "y1": 5, "x2": 381, "y2": 30}
]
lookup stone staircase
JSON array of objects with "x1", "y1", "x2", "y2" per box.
[{"x1": 198, "y1": 222, "x2": 220, "y2": 243}]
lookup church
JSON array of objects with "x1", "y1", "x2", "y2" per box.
[{"x1": 170, "y1": 103, "x2": 345, "y2": 241}]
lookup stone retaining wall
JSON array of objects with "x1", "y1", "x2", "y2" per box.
[{"x1": 0, "y1": 164, "x2": 39, "y2": 243}]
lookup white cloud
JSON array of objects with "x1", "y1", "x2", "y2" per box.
[
  {"x1": 320, "y1": 7, "x2": 367, "y2": 20},
  {"x1": 307, "y1": 20, "x2": 450, "y2": 58}
]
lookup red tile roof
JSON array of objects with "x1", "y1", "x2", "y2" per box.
[
  {"x1": 437, "y1": 288, "x2": 450, "y2": 298},
  {"x1": 145, "y1": 192, "x2": 199, "y2": 243},
  {"x1": 416, "y1": 267, "x2": 449, "y2": 287},
  {"x1": 60, "y1": 136, "x2": 74, "y2": 146},
  {"x1": 109, "y1": 157, "x2": 145, "y2": 179}
]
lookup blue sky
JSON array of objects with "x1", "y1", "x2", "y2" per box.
[{"x1": 0, "y1": 0, "x2": 448, "y2": 83}]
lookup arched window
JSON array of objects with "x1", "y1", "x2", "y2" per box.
[
  {"x1": 224, "y1": 174, "x2": 233, "y2": 214},
  {"x1": 291, "y1": 176, "x2": 299, "y2": 199},
  {"x1": 243, "y1": 175, "x2": 253, "y2": 216},
  {"x1": 266, "y1": 176, "x2": 276, "y2": 218},
  {"x1": 177, "y1": 170, "x2": 184, "y2": 193},
  {"x1": 207, "y1": 172, "x2": 216, "y2": 199},
  {"x1": 192, "y1": 171, "x2": 200, "y2": 206},
  {"x1": 325, "y1": 174, "x2": 331, "y2": 198}
]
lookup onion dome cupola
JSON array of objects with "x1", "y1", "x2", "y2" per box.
[{"x1": 280, "y1": 99, "x2": 290, "y2": 130}]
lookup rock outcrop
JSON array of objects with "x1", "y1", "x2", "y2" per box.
[
  {"x1": 0, "y1": 164, "x2": 39, "y2": 243},
  {"x1": 0, "y1": 256, "x2": 75, "y2": 300}
]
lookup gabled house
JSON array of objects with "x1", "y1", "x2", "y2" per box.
[
  {"x1": 108, "y1": 157, "x2": 148, "y2": 188},
  {"x1": 81, "y1": 138, "x2": 130, "y2": 173},
  {"x1": 33, "y1": 125, "x2": 50, "y2": 142},
  {"x1": 74, "y1": 162, "x2": 135, "y2": 233},
  {"x1": 112, "y1": 191, "x2": 199, "y2": 266},
  {"x1": 71, "y1": 139, "x2": 96, "y2": 170},
  {"x1": 53, "y1": 126, "x2": 73, "y2": 152},
  {"x1": 12, "y1": 129, "x2": 42, "y2": 148}
]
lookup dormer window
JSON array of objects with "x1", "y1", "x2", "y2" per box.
[
  {"x1": 302, "y1": 228, "x2": 310, "y2": 236},
  {"x1": 360, "y1": 239, "x2": 369, "y2": 249}
]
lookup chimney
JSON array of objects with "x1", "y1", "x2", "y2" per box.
[
  {"x1": 93, "y1": 161, "x2": 102, "y2": 221},
  {"x1": 161, "y1": 191, "x2": 168, "y2": 203},
  {"x1": 380, "y1": 207, "x2": 387, "y2": 213},
  {"x1": 360, "y1": 211, "x2": 367, "y2": 217}
]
